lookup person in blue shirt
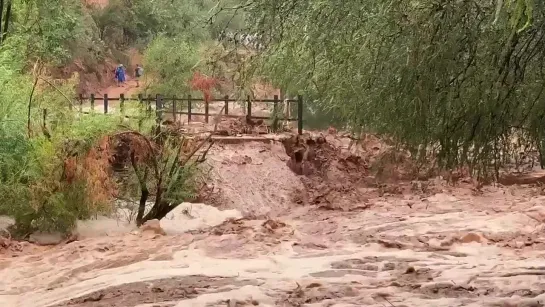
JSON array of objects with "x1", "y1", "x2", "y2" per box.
[{"x1": 114, "y1": 64, "x2": 126, "y2": 87}]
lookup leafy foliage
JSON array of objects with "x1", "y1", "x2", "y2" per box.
[
  {"x1": 1, "y1": 0, "x2": 92, "y2": 64},
  {"x1": 190, "y1": 71, "x2": 217, "y2": 102},
  {"x1": 495, "y1": 0, "x2": 535, "y2": 32},
  {"x1": 142, "y1": 35, "x2": 201, "y2": 96},
  {"x1": 112, "y1": 130, "x2": 210, "y2": 226},
  {"x1": 234, "y1": 0, "x2": 545, "y2": 177},
  {"x1": 0, "y1": 68, "x2": 125, "y2": 234},
  {"x1": 0, "y1": 0, "x2": 225, "y2": 236},
  {"x1": 136, "y1": 0, "x2": 250, "y2": 96},
  {"x1": 0, "y1": 37, "x2": 148, "y2": 235}
]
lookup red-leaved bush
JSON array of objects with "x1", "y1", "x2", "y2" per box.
[{"x1": 189, "y1": 71, "x2": 217, "y2": 102}]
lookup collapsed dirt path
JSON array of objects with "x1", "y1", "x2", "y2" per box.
[{"x1": 3, "y1": 137, "x2": 545, "y2": 307}]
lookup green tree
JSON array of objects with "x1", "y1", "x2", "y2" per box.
[
  {"x1": 233, "y1": 0, "x2": 545, "y2": 176},
  {"x1": 0, "y1": 0, "x2": 224, "y2": 236}
]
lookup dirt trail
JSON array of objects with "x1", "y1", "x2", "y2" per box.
[
  {"x1": 3, "y1": 136, "x2": 545, "y2": 307},
  {"x1": 100, "y1": 48, "x2": 144, "y2": 98},
  {"x1": 92, "y1": 48, "x2": 144, "y2": 99},
  {"x1": 99, "y1": 78, "x2": 140, "y2": 97}
]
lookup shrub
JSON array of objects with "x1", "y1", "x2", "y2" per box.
[
  {"x1": 142, "y1": 35, "x2": 201, "y2": 96},
  {"x1": 190, "y1": 71, "x2": 217, "y2": 102},
  {"x1": 0, "y1": 60, "x2": 136, "y2": 236},
  {"x1": 112, "y1": 129, "x2": 211, "y2": 226}
]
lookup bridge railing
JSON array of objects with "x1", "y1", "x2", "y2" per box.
[{"x1": 71, "y1": 94, "x2": 304, "y2": 135}]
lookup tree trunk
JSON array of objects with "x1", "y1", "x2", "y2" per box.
[
  {"x1": 141, "y1": 200, "x2": 173, "y2": 224},
  {"x1": 2, "y1": 0, "x2": 11, "y2": 42},
  {"x1": 0, "y1": 0, "x2": 4, "y2": 45},
  {"x1": 130, "y1": 152, "x2": 149, "y2": 226},
  {"x1": 135, "y1": 188, "x2": 149, "y2": 226},
  {"x1": 141, "y1": 167, "x2": 169, "y2": 224}
]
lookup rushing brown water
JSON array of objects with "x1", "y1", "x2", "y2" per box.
[{"x1": 4, "y1": 142, "x2": 545, "y2": 307}]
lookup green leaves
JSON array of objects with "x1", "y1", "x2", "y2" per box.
[
  {"x1": 240, "y1": 0, "x2": 545, "y2": 175},
  {"x1": 495, "y1": 0, "x2": 534, "y2": 33},
  {"x1": 143, "y1": 35, "x2": 201, "y2": 96},
  {"x1": 1, "y1": 0, "x2": 89, "y2": 64}
]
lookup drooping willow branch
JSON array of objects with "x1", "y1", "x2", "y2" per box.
[{"x1": 223, "y1": 0, "x2": 545, "y2": 176}]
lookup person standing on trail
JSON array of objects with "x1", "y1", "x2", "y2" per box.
[
  {"x1": 115, "y1": 64, "x2": 126, "y2": 87},
  {"x1": 135, "y1": 64, "x2": 144, "y2": 87}
]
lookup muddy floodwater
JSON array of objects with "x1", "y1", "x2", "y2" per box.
[{"x1": 3, "y1": 141, "x2": 545, "y2": 307}]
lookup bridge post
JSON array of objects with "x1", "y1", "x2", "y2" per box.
[
  {"x1": 147, "y1": 94, "x2": 152, "y2": 114},
  {"x1": 120, "y1": 94, "x2": 125, "y2": 114},
  {"x1": 205, "y1": 99, "x2": 209, "y2": 123},
  {"x1": 172, "y1": 95, "x2": 177, "y2": 122},
  {"x1": 90, "y1": 94, "x2": 95, "y2": 111},
  {"x1": 155, "y1": 94, "x2": 163, "y2": 122},
  {"x1": 297, "y1": 95, "x2": 303, "y2": 135},
  {"x1": 247, "y1": 95, "x2": 252, "y2": 117},
  {"x1": 224, "y1": 95, "x2": 229, "y2": 115},
  {"x1": 78, "y1": 94, "x2": 83, "y2": 112},
  {"x1": 188, "y1": 94, "x2": 192, "y2": 122},
  {"x1": 273, "y1": 94, "x2": 279, "y2": 115},
  {"x1": 103, "y1": 93, "x2": 108, "y2": 114},
  {"x1": 272, "y1": 94, "x2": 279, "y2": 132}
]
